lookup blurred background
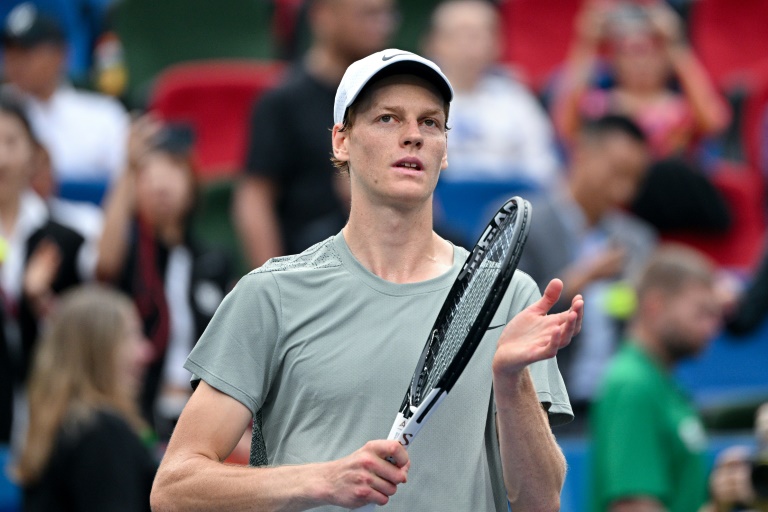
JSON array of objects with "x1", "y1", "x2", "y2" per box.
[{"x1": 0, "y1": 0, "x2": 767, "y2": 510}]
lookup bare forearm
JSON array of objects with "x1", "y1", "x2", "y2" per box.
[
  {"x1": 668, "y1": 44, "x2": 730, "y2": 135},
  {"x1": 151, "y1": 454, "x2": 325, "y2": 512},
  {"x1": 95, "y1": 172, "x2": 135, "y2": 281},
  {"x1": 234, "y1": 178, "x2": 283, "y2": 268},
  {"x1": 494, "y1": 369, "x2": 566, "y2": 512},
  {"x1": 552, "y1": 40, "x2": 599, "y2": 142}
]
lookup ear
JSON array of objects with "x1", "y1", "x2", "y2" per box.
[
  {"x1": 331, "y1": 123, "x2": 350, "y2": 163},
  {"x1": 642, "y1": 289, "x2": 667, "y2": 320}
]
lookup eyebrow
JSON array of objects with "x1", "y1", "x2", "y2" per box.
[{"x1": 375, "y1": 104, "x2": 446, "y2": 119}]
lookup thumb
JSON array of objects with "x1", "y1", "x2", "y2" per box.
[{"x1": 529, "y1": 279, "x2": 564, "y2": 315}]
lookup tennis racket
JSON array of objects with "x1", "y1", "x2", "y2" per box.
[{"x1": 353, "y1": 195, "x2": 532, "y2": 511}]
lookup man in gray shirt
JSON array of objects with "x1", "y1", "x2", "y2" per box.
[{"x1": 151, "y1": 49, "x2": 583, "y2": 512}]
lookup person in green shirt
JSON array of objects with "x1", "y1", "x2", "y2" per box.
[{"x1": 590, "y1": 244, "x2": 724, "y2": 512}]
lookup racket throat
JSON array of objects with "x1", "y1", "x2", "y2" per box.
[{"x1": 386, "y1": 388, "x2": 447, "y2": 449}]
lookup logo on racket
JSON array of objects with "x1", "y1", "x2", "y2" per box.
[{"x1": 458, "y1": 200, "x2": 516, "y2": 280}]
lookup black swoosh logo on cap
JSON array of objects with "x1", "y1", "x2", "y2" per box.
[{"x1": 382, "y1": 52, "x2": 410, "y2": 61}]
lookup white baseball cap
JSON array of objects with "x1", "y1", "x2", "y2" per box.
[{"x1": 333, "y1": 48, "x2": 454, "y2": 125}]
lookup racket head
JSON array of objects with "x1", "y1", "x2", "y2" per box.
[{"x1": 407, "y1": 196, "x2": 532, "y2": 412}]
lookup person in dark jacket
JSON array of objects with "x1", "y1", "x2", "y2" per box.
[
  {"x1": 96, "y1": 117, "x2": 231, "y2": 438},
  {"x1": 0, "y1": 93, "x2": 84, "y2": 444},
  {"x1": 13, "y1": 285, "x2": 156, "y2": 511}
]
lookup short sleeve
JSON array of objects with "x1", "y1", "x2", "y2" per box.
[
  {"x1": 184, "y1": 272, "x2": 282, "y2": 415},
  {"x1": 503, "y1": 272, "x2": 573, "y2": 425},
  {"x1": 245, "y1": 90, "x2": 291, "y2": 180},
  {"x1": 596, "y1": 380, "x2": 670, "y2": 504}
]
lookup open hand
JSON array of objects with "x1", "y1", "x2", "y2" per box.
[
  {"x1": 492, "y1": 279, "x2": 583, "y2": 380},
  {"x1": 23, "y1": 238, "x2": 62, "y2": 318}
]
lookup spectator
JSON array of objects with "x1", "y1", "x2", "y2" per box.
[
  {"x1": 518, "y1": 115, "x2": 657, "y2": 416},
  {"x1": 590, "y1": 244, "x2": 723, "y2": 512},
  {"x1": 423, "y1": 0, "x2": 561, "y2": 188},
  {"x1": 96, "y1": 116, "x2": 231, "y2": 437},
  {"x1": 12, "y1": 285, "x2": 156, "y2": 511},
  {"x1": 29, "y1": 141, "x2": 103, "y2": 281},
  {"x1": 725, "y1": 243, "x2": 768, "y2": 336},
  {"x1": 705, "y1": 445, "x2": 760, "y2": 512},
  {"x1": 554, "y1": 0, "x2": 729, "y2": 158},
  {"x1": 0, "y1": 93, "x2": 85, "y2": 444},
  {"x1": 2, "y1": 2, "x2": 129, "y2": 203},
  {"x1": 234, "y1": 0, "x2": 397, "y2": 267},
  {"x1": 552, "y1": 0, "x2": 731, "y2": 233}
]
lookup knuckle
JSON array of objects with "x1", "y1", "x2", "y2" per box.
[{"x1": 353, "y1": 487, "x2": 372, "y2": 501}]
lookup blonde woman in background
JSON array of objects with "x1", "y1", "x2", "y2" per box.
[{"x1": 13, "y1": 285, "x2": 156, "y2": 511}]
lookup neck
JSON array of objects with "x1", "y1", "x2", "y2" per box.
[
  {"x1": 0, "y1": 195, "x2": 22, "y2": 236},
  {"x1": 628, "y1": 322, "x2": 673, "y2": 370},
  {"x1": 24, "y1": 80, "x2": 59, "y2": 102},
  {"x1": 156, "y1": 222, "x2": 185, "y2": 247},
  {"x1": 568, "y1": 180, "x2": 605, "y2": 227},
  {"x1": 443, "y1": 66, "x2": 483, "y2": 93},
  {"x1": 304, "y1": 45, "x2": 353, "y2": 86},
  {"x1": 343, "y1": 196, "x2": 453, "y2": 283}
]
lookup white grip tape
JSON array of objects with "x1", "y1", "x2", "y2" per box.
[{"x1": 351, "y1": 389, "x2": 446, "y2": 511}]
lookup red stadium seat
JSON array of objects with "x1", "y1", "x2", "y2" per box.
[
  {"x1": 690, "y1": 0, "x2": 768, "y2": 90},
  {"x1": 741, "y1": 61, "x2": 768, "y2": 174},
  {"x1": 498, "y1": 0, "x2": 584, "y2": 92},
  {"x1": 149, "y1": 60, "x2": 286, "y2": 182}
]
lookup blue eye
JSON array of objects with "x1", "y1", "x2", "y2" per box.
[{"x1": 380, "y1": 115, "x2": 392, "y2": 123}]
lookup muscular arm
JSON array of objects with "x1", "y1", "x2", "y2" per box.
[
  {"x1": 151, "y1": 381, "x2": 409, "y2": 512},
  {"x1": 494, "y1": 372, "x2": 566, "y2": 511},
  {"x1": 234, "y1": 176, "x2": 284, "y2": 268},
  {"x1": 492, "y1": 279, "x2": 583, "y2": 511}
]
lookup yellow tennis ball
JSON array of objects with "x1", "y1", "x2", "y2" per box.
[
  {"x1": 604, "y1": 281, "x2": 637, "y2": 320},
  {"x1": 0, "y1": 236, "x2": 8, "y2": 264}
]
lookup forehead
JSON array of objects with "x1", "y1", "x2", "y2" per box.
[
  {"x1": 355, "y1": 74, "x2": 446, "y2": 114},
  {"x1": 433, "y1": 0, "x2": 497, "y2": 32}
]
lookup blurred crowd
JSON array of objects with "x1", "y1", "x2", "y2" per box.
[{"x1": 0, "y1": 0, "x2": 767, "y2": 510}]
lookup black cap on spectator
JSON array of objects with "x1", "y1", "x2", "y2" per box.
[
  {"x1": 150, "y1": 123, "x2": 196, "y2": 156},
  {"x1": 2, "y1": 3, "x2": 66, "y2": 48}
]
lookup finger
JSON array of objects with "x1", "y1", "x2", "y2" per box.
[
  {"x1": 371, "y1": 440, "x2": 409, "y2": 469},
  {"x1": 559, "y1": 311, "x2": 579, "y2": 349},
  {"x1": 571, "y1": 295, "x2": 584, "y2": 335},
  {"x1": 528, "y1": 279, "x2": 564, "y2": 315}
]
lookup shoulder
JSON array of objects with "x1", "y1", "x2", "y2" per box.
[
  {"x1": 605, "y1": 211, "x2": 658, "y2": 245},
  {"x1": 30, "y1": 219, "x2": 85, "y2": 250},
  {"x1": 256, "y1": 65, "x2": 312, "y2": 105},
  {"x1": 57, "y1": 410, "x2": 143, "y2": 459},
  {"x1": 251, "y1": 236, "x2": 343, "y2": 277},
  {"x1": 598, "y1": 347, "x2": 659, "y2": 401},
  {"x1": 59, "y1": 87, "x2": 127, "y2": 119}
]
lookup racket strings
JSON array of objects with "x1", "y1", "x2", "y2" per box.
[{"x1": 414, "y1": 212, "x2": 519, "y2": 403}]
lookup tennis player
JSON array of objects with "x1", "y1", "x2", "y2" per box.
[{"x1": 151, "y1": 49, "x2": 583, "y2": 512}]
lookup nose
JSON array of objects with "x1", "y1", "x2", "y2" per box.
[{"x1": 401, "y1": 119, "x2": 423, "y2": 149}]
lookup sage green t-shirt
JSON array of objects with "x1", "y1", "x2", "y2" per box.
[
  {"x1": 186, "y1": 232, "x2": 572, "y2": 511},
  {"x1": 590, "y1": 342, "x2": 708, "y2": 512}
]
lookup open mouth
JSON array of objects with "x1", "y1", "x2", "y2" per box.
[{"x1": 393, "y1": 159, "x2": 424, "y2": 171}]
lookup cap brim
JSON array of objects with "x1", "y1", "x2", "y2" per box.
[{"x1": 365, "y1": 60, "x2": 453, "y2": 105}]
